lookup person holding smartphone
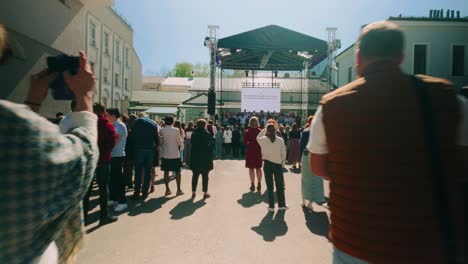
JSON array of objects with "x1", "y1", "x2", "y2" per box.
[{"x1": 0, "y1": 24, "x2": 98, "y2": 264}]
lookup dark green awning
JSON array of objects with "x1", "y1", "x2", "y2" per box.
[{"x1": 217, "y1": 25, "x2": 327, "y2": 71}]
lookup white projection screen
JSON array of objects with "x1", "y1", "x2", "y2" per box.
[{"x1": 241, "y1": 87, "x2": 281, "y2": 112}]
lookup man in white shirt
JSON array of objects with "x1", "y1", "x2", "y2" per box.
[
  {"x1": 106, "y1": 108, "x2": 128, "y2": 212},
  {"x1": 307, "y1": 21, "x2": 468, "y2": 263},
  {"x1": 160, "y1": 116, "x2": 183, "y2": 196},
  {"x1": 257, "y1": 124, "x2": 287, "y2": 211}
]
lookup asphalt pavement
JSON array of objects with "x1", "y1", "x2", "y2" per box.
[{"x1": 76, "y1": 159, "x2": 332, "y2": 264}]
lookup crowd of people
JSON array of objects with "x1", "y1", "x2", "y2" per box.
[
  {"x1": 218, "y1": 111, "x2": 302, "y2": 128},
  {"x1": 1, "y1": 21, "x2": 467, "y2": 264}
]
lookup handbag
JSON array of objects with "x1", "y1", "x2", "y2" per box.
[{"x1": 413, "y1": 76, "x2": 462, "y2": 264}]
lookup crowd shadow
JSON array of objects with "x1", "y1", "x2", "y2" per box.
[
  {"x1": 237, "y1": 191, "x2": 268, "y2": 208},
  {"x1": 251, "y1": 210, "x2": 288, "y2": 242},
  {"x1": 169, "y1": 198, "x2": 206, "y2": 220},
  {"x1": 128, "y1": 196, "x2": 175, "y2": 217},
  {"x1": 302, "y1": 206, "x2": 330, "y2": 240}
]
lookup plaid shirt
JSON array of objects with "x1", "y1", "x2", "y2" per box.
[{"x1": 0, "y1": 100, "x2": 98, "y2": 264}]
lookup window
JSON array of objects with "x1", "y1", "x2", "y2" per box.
[
  {"x1": 115, "y1": 73, "x2": 119, "y2": 87},
  {"x1": 115, "y1": 40, "x2": 121, "y2": 62},
  {"x1": 452, "y1": 45, "x2": 465, "y2": 76},
  {"x1": 103, "y1": 68, "x2": 108, "y2": 83},
  {"x1": 89, "y1": 22, "x2": 96, "y2": 47},
  {"x1": 414, "y1": 44, "x2": 427, "y2": 74},
  {"x1": 104, "y1": 32, "x2": 109, "y2": 55},
  {"x1": 125, "y1": 48, "x2": 129, "y2": 67},
  {"x1": 347, "y1": 66, "x2": 352, "y2": 83},
  {"x1": 124, "y1": 78, "x2": 128, "y2": 90},
  {"x1": 102, "y1": 97, "x2": 108, "y2": 107},
  {"x1": 114, "y1": 99, "x2": 119, "y2": 109}
]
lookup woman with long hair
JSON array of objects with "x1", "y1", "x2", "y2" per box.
[
  {"x1": 184, "y1": 121, "x2": 194, "y2": 164},
  {"x1": 288, "y1": 123, "x2": 301, "y2": 169},
  {"x1": 190, "y1": 119, "x2": 213, "y2": 199},
  {"x1": 174, "y1": 120, "x2": 185, "y2": 163},
  {"x1": 300, "y1": 116, "x2": 326, "y2": 208},
  {"x1": 243, "y1": 117, "x2": 263, "y2": 191}
]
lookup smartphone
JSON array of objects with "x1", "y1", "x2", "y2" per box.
[{"x1": 47, "y1": 55, "x2": 79, "y2": 100}]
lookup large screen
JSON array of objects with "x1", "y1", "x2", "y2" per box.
[{"x1": 241, "y1": 88, "x2": 281, "y2": 112}]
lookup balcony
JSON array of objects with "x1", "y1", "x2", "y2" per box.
[{"x1": 77, "y1": 0, "x2": 114, "y2": 8}]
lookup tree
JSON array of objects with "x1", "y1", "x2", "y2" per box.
[
  {"x1": 192, "y1": 63, "x2": 210, "y2": 77},
  {"x1": 174, "y1": 62, "x2": 193, "y2": 77},
  {"x1": 283, "y1": 72, "x2": 290, "y2": 78}
]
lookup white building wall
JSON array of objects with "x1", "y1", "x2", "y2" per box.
[
  {"x1": 335, "y1": 47, "x2": 356, "y2": 87},
  {"x1": 0, "y1": 0, "x2": 140, "y2": 118},
  {"x1": 335, "y1": 20, "x2": 468, "y2": 89},
  {"x1": 0, "y1": 0, "x2": 89, "y2": 118}
]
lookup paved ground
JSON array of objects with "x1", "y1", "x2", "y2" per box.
[{"x1": 77, "y1": 159, "x2": 332, "y2": 264}]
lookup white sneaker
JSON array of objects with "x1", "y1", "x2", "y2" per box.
[
  {"x1": 114, "y1": 203, "x2": 128, "y2": 212},
  {"x1": 267, "y1": 207, "x2": 275, "y2": 212},
  {"x1": 108, "y1": 200, "x2": 118, "y2": 207},
  {"x1": 279, "y1": 205, "x2": 289, "y2": 211}
]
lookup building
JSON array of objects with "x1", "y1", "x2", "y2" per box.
[
  {"x1": 131, "y1": 76, "x2": 330, "y2": 123},
  {"x1": 0, "y1": 0, "x2": 142, "y2": 118},
  {"x1": 129, "y1": 77, "x2": 192, "y2": 120},
  {"x1": 334, "y1": 10, "x2": 468, "y2": 90}
]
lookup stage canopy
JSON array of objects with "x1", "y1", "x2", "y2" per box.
[{"x1": 217, "y1": 25, "x2": 328, "y2": 71}]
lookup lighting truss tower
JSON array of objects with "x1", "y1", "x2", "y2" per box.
[
  {"x1": 326, "y1": 27, "x2": 341, "y2": 90},
  {"x1": 205, "y1": 25, "x2": 219, "y2": 116}
]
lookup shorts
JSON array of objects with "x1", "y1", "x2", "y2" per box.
[{"x1": 161, "y1": 158, "x2": 182, "y2": 172}]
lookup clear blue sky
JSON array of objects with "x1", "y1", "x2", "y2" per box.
[{"x1": 114, "y1": 0, "x2": 467, "y2": 75}]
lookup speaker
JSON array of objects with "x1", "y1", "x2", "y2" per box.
[{"x1": 208, "y1": 90, "x2": 216, "y2": 115}]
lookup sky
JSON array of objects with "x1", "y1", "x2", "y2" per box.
[{"x1": 114, "y1": 0, "x2": 467, "y2": 75}]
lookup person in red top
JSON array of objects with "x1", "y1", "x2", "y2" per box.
[
  {"x1": 83, "y1": 102, "x2": 118, "y2": 225},
  {"x1": 243, "y1": 116, "x2": 263, "y2": 192}
]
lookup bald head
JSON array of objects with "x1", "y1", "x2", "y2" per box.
[{"x1": 355, "y1": 21, "x2": 404, "y2": 75}]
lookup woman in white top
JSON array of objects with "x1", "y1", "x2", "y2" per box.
[
  {"x1": 160, "y1": 116, "x2": 183, "y2": 196},
  {"x1": 257, "y1": 124, "x2": 288, "y2": 211},
  {"x1": 223, "y1": 126, "x2": 233, "y2": 156}
]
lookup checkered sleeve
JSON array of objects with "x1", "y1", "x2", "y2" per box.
[{"x1": 0, "y1": 100, "x2": 98, "y2": 264}]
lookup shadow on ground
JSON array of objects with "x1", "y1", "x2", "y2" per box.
[
  {"x1": 127, "y1": 196, "x2": 175, "y2": 217},
  {"x1": 237, "y1": 191, "x2": 268, "y2": 208},
  {"x1": 302, "y1": 206, "x2": 330, "y2": 240},
  {"x1": 169, "y1": 198, "x2": 206, "y2": 220},
  {"x1": 251, "y1": 210, "x2": 288, "y2": 242}
]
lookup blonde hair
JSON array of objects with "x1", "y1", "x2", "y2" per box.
[
  {"x1": 267, "y1": 118, "x2": 278, "y2": 130},
  {"x1": 248, "y1": 116, "x2": 259, "y2": 128}
]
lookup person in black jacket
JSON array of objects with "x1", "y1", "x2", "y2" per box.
[
  {"x1": 231, "y1": 125, "x2": 241, "y2": 158},
  {"x1": 190, "y1": 119, "x2": 214, "y2": 199}
]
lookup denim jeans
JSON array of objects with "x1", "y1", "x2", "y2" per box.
[
  {"x1": 109, "y1": 156, "x2": 126, "y2": 203},
  {"x1": 215, "y1": 143, "x2": 223, "y2": 158},
  {"x1": 134, "y1": 149, "x2": 154, "y2": 195},
  {"x1": 263, "y1": 160, "x2": 286, "y2": 208}
]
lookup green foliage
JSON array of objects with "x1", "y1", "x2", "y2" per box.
[{"x1": 174, "y1": 62, "x2": 193, "y2": 77}]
